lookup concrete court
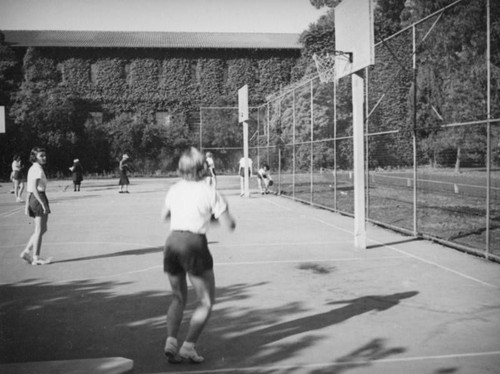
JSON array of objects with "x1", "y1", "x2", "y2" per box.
[{"x1": 0, "y1": 176, "x2": 499, "y2": 374}]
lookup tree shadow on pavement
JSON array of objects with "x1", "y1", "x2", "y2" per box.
[{"x1": 0, "y1": 278, "x2": 419, "y2": 373}]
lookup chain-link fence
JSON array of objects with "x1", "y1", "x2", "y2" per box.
[{"x1": 200, "y1": 0, "x2": 500, "y2": 261}]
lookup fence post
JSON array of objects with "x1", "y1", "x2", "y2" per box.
[
  {"x1": 486, "y1": 0, "x2": 491, "y2": 256},
  {"x1": 293, "y1": 88, "x2": 296, "y2": 199},
  {"x1": 412, "y1": 24, "x2": 418, "y2": 236},
  {"x1": 310, "y1": 79, "x2": 314, "y2": 204}
]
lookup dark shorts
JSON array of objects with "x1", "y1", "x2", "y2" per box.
[
  {"x1": 163, "y1": 231, "x2": 213, "y2": 276},
  {"x1": 239, "y1": 169, "x2": 251, "y2": 177},
  {"x1": 12, "y1": 170, "x2": 24, "y2": 181},
  {"x1": 28, "y1": 192, "x2": 51, "y2": 218}
]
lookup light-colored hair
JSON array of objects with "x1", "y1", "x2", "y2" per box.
[
  {"x1": 29, "y1": 147, "x2": 46, "y2": 163},
  {"x1": 178, "y1": 147, "x2": 207, "y2": 181}
]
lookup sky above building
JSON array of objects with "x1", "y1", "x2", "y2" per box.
[{"x1": 0, "y1": 0, "x2": 328, "y2": 33}]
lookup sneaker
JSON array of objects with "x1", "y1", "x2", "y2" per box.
[
  {"x1": 179, "y1": 344, "x2": 204, "y2": 363},
  {"x1": 20, "y1": 251, "x2": 32, "y2": 264},
  {"x1": 16, "y1": 198, "x2": 25, "y2": 203},
  {"x1": 32, "y1": 257, "x2": 51, "y2": 266},
  {"x1": 164, "y1": 338, "x2": 182, "y2": 364}
]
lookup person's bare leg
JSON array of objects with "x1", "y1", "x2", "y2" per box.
[
  {"x1": 18, "y1": 182, "x2": 25, "y2": 200},
  {"x1": 164, "y1": 272, "x2": 187, "y2": 363},
  {"x1": 31, "y1": 215, "x2": 49, "y2": 265},
  {"x1": 166, "y1": 273, "x2": 188, "y2": 339},
  {"x1": 33, "y1": 215, "x2": 48, "y2": 257},
  {"x1": 180, "y1": 270, "x2": 215, "y2": 362}
]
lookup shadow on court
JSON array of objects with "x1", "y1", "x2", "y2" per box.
[
  {"x1": 51, "y1": 246, "x2": 163, "y2": 264},
  {"x1": 0, "y1": 278, "x2": 417, "y2": 373}
]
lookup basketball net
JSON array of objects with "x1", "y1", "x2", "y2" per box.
[{"x1": 312, "y1": 53, "x2": 337, "y2": 83}]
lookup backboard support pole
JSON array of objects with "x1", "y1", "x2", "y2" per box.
[
  {"x1": 239, "y1": 84, "x2": 250, "y2": 198},
  {"x1": 243, "y1": 119, "x2": 250, "y2": 198},
  {"x1": 352, "y1": 73, "x2": 366, "y2": 249}
]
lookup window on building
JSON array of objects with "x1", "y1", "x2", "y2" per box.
[
  {"x1": 222, "y1": 61, "x2": 229, "y2": 85},
  {"x1": 85, "y1": 112, "x2": 103, "y2": 129},
  {"x1": 90, "y1": 63, "x2": 98, "y2": 85},
  {"x1": 159, "y1": 62, "x2": 168, "y2": 86},
  {"x1": 155, "y1": 111, "x2": 171, "y2": 127},
  {"x1": 192, "y1": 61, "x2": 201, "y2": 84},
  {"x1": 89, "y1": 112, "x2": 103, "y2": 124},
  {"x1": 123, "y1": 112, "x2": 137, "y2": 122},
  {"x1": 57, "y1": 63, "x2": 65, "y2": 83},
  {"x1": 124, "y1": 63, "x2": 132, "y2": 84}
]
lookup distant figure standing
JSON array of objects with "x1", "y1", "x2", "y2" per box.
[
  {"x1": 20, "y1": 147, "x2": 51, "y2": 265},
  {"x1": 238, "y1": 156, "x2": 253, "y2": 196},
  {"x1": 11, "y1": 154, "x2": 25, "y2": 203},
  {"x1": 161, "y1": 147, "x2": 236, "y2": 364},
  {"x1": 69, "y1": 159, "x2": 83, "y2": 192},
  {"x1": 118, "y1": 154, "x2": 130, "y2": 193},
  {"x1": 205, "y1": 152, "x2": 217, "y2": 188}
]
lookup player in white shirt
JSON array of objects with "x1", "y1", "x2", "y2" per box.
[
  {"x1": 238, "y1": 156, "x2": 253, "y2": 196},
  {"x1": 161, "y1": 147, "x2": 236, "y2": 363},
  {"x1": 205, "y1": 151, "x2": 217, "y2": 188},
  {"x1": 20, "y1": 147, "x2": 51, "y2": 265}
]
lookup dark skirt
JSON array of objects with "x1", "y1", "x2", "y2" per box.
[
  {"x1": 12, "y1": 170, "x2": 24, "y2": 181},
  {"x1": 119, "y1": 172, "x2": 129, "y2": 186},
  {"x1": 28, "y1": 192, "x2": 51, "y2": 218}
]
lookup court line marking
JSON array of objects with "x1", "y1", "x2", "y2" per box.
[
  {"x1": 213, "y1": 240, "x2": 353, "y2": 248},
  {"x1": 378, "y1": 242, "x2": 499, "y2": 289},
  {"x1": 165, "y1": 350, "x2": 500, "y2": 374},
  {"x1": 264, "y1": 198, "x2": 499, "y2": 290},
  {"x1": 215, "y1": 255, "x2": 407, "y2": 267},
  {"x1": 0, "y1": 207, "x2": 23, "y2": 218}
]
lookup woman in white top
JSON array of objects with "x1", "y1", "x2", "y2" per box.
[
  {"x1": 20, "y1": 147, "x2": 51, "y2": 265},
  {"x1": 11, "y1": 154, "x2": 25, "y2": 203},
  {"x1": 161, "y1": 147, "x2": 236, "y2": 363},
  {"x1": 205, "y1": 152, "x2": 217, "y2": 188},
  {"x1": 238, "y1": 156, "x2": 253, "y2": 196}
]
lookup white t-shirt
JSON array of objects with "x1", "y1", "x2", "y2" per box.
[
  {"x1": 206, "y1": 157, "x2": 215, "y2": 169},
  {"x1": 164, "y1": 180, "x2": 228, "y2": 234},
  {"x1": 12, "y1": 160, "x2": 21, "y2": 171},
  {"x1": 27, "y1": 163, "x2": 48, "y2": 193},
  {"x1": 238, "y1": 157, "x2": 253, "y2": 170}
]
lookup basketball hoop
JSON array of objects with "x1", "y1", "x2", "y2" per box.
[
  {"x1": 312, "y1": 53, "x2": 336, "y2": 83},
  {"x1": 312, "y1": 51, "x2": 352, "y2": 83}
]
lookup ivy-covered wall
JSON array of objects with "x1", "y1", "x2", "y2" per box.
[
  {"x1": 30, "y1": 47, "x2": 300, "y2": 115},
  {"x1": 0, "y1": 44, "x2": 301, "y2": 177}
]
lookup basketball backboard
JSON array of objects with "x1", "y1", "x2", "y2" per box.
[
  {"x1": 238, "y1": 85, "x2": 249, "y2": 123},
  {"x1": 334, "y1": 0, "x2": 375, "y2": 80}
]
